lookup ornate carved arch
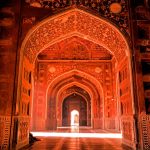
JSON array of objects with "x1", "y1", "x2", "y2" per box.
[{"x1": 21, "y1": 8, "x2": 129, "y2": 64}]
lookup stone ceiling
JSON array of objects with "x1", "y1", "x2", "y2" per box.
[{"x1": 37, "y1": 36, "x2": 112, "y2": 60}]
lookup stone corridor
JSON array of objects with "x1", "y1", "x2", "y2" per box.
[{"x1": 1, "y1": 1, "x2": 150, "y2": 149}]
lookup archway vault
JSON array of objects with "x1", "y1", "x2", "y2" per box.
[
  {"x1": 46, "y1": 69, "x2": 104, "y2": 129},
  {"x1": 18, "y1": 7, "x2": 137, "y2": 150}
]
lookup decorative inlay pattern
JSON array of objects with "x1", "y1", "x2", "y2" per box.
[
  {"x1": 140, "y1": 114, "x2": 150, "y2": 150},
  {"x1": 25, "y1": 0, "x2": 129, "y2": 33},
  {"x1": 110, "y1": 3, "x2": 122, "y2": 14}
]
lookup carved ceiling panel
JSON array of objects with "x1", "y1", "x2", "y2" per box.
[{"x1": 38, "y1": 36, "x2": 112, "y2": 60}]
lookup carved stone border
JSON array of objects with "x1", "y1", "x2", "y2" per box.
[
  {"x1": 0, "y1": 116, "x2": 11, "y2": 149},
  {"x1": 140, "y1": 114, "x2": 150, "y2": 150}
]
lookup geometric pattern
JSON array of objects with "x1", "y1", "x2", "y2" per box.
[
  {"x1": 0, "y1": 116, "x2": 11, "y2": 149},
  {"x1": 141, "y1": 114, "x2": 150, "y2": 150},
  {"x1": 25, "y1": 0, "x2": 129, "y2": 34}
]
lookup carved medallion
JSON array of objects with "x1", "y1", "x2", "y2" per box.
[
  {"x1": 110, "y1": 3, "x2": 122, "y2": 14},
  {"x1": 48, "y1": 66, "x2": 56, "y2": 73},
  {"x1": 95, "y1": 67, "x2": 102, "y2": 73}
]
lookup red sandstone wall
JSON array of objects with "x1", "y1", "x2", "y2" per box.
[
  {"x1": 119, "y1": 57, "x2": 136, "y2": 148},
  {"x1": 104, "y1": 58, "x2": 118, "y2": 131},
  {"x1": 0, "y1": 1, "x2": 21, "y2": 149}
]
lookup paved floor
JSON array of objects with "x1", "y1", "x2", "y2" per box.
[{"x1": 24, "y1": 127, "x2": 125, "y2": 150}]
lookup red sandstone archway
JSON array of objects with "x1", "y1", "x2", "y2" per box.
[
  {"x1": 46, "y1": 70, "x2": 103, "y2": 129},
  {"x1": 57, "y1": 85, "x2": 91, "y2": 127},
  {"x1": 18, "y1": 8, "x2": 136, "y2": 149}
]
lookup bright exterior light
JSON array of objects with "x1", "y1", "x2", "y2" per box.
[
  {"x1": 31, "y1": 131, "x2": 122, "y2": 138},
  {"x1": 71, "y1": 110, "x2": 79, "y2": 126}
]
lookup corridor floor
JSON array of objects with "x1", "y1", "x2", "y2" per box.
[{"x1": 24, "y1": 127, "x2": 125, "y2": 150}]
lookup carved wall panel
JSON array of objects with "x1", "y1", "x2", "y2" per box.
[
  {"x1": 121, "y1": 116, "x2": 136, "y2": 149},
  {"x1": 17, "y1": 116, "x2": 30, "y2": 149},
  {"x1": 45, "y1": 62, "x2": 112, "y2": 85},
  {"x1": 0, "y1": 116, "x2": 11, "y2": 149},
  {"x1": 140, "y1": 114, "x2": 150, "y2": 150}
]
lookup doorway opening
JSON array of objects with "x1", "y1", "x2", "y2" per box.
[
  {"x1": 71, "y1": 110, "x2": 79, "y2": 126},
  {"x1": 62, "y1": 93, "x2": 88, "y2": 127}
]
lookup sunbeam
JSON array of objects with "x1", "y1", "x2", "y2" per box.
[{"x1": 31, "y1": 132, "x2": 122, "y2": 138}]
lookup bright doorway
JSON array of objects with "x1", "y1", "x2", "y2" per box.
[{"x1": 71, "y1": 110, "x2": 79, "y2": 126}]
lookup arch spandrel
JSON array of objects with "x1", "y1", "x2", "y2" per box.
[{"x1": 22, "y1": 8, "x2": 128, "y2": 64}]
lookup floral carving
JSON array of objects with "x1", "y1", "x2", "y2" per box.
[{"x1": 46, "y1": 62, "x2": 111, "y2": 85}]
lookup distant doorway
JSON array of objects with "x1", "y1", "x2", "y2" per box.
[
  {"x1": 71, "y1": 110, "x2": 79, "y2": 126},
  {"x1": 62, "y1": 93, "x2": 88, "y2": 126}
]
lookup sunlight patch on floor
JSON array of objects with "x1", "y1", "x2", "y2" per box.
[{"x1": 31, "y1": 132, "x2": 122, "y2": 138}]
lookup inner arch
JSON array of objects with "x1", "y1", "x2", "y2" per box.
[{"x1": 62, "y1": 93, "x2": 87, "y2": 127}]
